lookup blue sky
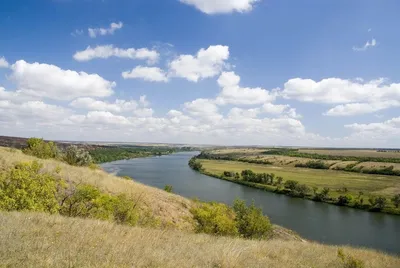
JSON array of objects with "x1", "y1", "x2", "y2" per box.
[{"x1": 0, "y1": 0, "x2": 400, "y2": 147}]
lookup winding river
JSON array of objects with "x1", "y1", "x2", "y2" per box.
[{"x1": 101, "y1": 152, "x2": 400, "y2": 254}]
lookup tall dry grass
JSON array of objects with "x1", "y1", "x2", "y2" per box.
[{"x1": 1, "y1": 212, "x2": 398, "y2": 268}]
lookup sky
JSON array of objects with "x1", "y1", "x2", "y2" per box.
[{"x1": 0, "y1": 0, "x2": 400, "y2": 147}]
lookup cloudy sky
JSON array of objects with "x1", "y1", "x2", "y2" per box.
[{"x1": 1, "y1": 0, "x2": 399, "y2": 147}]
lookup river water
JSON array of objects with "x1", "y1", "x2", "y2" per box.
[{"x1": 101, "y1": 152, "x2": 400, "y2": 254}]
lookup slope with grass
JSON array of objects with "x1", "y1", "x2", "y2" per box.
[
  {"x1": 1, "y1": 147, "x2": 399, "y2": 267},
  {"x1": 1, "y1": 212, "x2": 399, "y2": 268}
]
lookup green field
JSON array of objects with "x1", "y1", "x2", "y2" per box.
[{"x1": 198, "y1": 159, "x2": 400, "y2": 198}]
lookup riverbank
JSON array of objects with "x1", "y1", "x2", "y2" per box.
[{"x1": 190, "y1": 158, "x2": 400, "y2": 216}]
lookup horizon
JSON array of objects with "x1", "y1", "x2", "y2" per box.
[{"x1": 1, "y1": 0, "x2": 400, "y2": 147}]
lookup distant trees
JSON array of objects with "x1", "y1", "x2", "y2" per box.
[
  {"x1": 368, "y1": 196, "x2": 388, "y2": 211},
  {"x1": 392, "y1": 194, "x2": 400, "y2": 208},
  {"x1": 188, "y1": 157, "x2": 203, "y2": 171}
]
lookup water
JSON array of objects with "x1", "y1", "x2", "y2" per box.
[{"x1": 101, "y1": 152, "x2": 400, "y2": 254}]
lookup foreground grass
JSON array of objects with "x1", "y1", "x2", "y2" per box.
[{"x1": 1, "y1": 212, "x2": 399, "y2": 268}]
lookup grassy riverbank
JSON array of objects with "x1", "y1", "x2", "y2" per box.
[
  {"x1": 1, "y1": 147, "x2": 399, "y2": 267},
  {"x1": 193, "y1": 158, "x2": 400, "y2": 215}
]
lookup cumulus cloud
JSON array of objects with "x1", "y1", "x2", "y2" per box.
[
  {"x1": 122, "y1": 66, "x2": 168, "y2": 82},
  {"x1": 353, "y1": 38, "x2": 377, "y2": 52},
  {"x1": 325, "y1": 101, "x2": 400, "y2": 116},
  {"x1": 70, "y1": 98, "x2": 138, "y2": 113},
  {"x1": 169, "y1": 45, "x2": 229, "y2": 82},
  {"x1": 73, "y1": 45, "x2": 160, "y2": 64},
  {"x1": 282, "y1": 77, "x2": 400, "y2": 104},
  {"x1": 88, "y1": 22, "x2": 123, "y2": 38},
  {"x1": 184, "y1": 98, "x2": 222, "y2": 122},
  {"x1": 10, "y1": 60, "x2": 115, "y2": 100},
  {"x1": 0, "y1": 57, "x2": 9, "y2": 68},
  {"x1": 180, "y1": 0, "x2": 259, "y2": 14},
  {"x1": 216, "y1": 72, "x2": 276, "y2": 105}
]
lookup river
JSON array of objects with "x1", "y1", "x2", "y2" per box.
[{"x1": 101, "y1": 152, "x2": 400, "y2": 254}]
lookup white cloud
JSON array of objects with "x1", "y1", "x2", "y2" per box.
[
  {"x1": 180, "y1": 0, "x2": 259, "y2": 14},
  {"x1": 71, "y1": 29, "x2": 84, "y2": 37},
  {"x1": 71, "y1": 111, "x2": 131, "y2": 126},
  {"x1": 168, "y1": 45, "x2": 229, "y2": 82},
  {"x1": 282, "y1": 77, "x2": 400, "y2": 104},
  {"x1": 70, "y1": 98, "x2": 138, "y2": 113},
  {"x1": 353, "y1": 38, "x2": 377, "y2": 52},
  {"x1": 140, "y1": 95, "x2": 149, "y2": 107},
  {"x1": 184, "y1": 98, "x2": 222, "y2": 122},
  {"x1": 216, "y1": 72, "x2": 276, "y2": 105},
  {"x1": 122, "y1": 66, "x2": 168, "y2": 82},
  {"x1": 88, "y1": 21, "x2": 123, "y2": 38},
  {"x1": 73, "y1": 45, "x2": 160, "y2": 64},
  {"x1": 0, "y1": 57, "x2": 9, "y2": 68},
  {"x1": 325, "y1": 101, "x2": 400, "y2": 116},
  {"x1": 10, "y1": 60, "x2": 115, "y2": 100},
  {"x1": 345, "y1": 117, "x2": 400, "y2": 136},
  {"x1": 134, "y1": 108, "x2": 154, "y2": 117}
]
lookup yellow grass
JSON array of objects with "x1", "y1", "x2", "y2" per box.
[
  {"x1": 1, "y1": 212, "x2": 399, "y2": 268},
  {"x1": 0, "y1": 147, "x2": 194, "y2": 230}
]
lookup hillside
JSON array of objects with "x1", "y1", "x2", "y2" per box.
[{"x1": 0, "y1": 147, "x2": 399, "y2": 267}]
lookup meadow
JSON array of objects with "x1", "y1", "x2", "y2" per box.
[{"x1": 198, "y1": 159, "x2": 400, "y2": 198}]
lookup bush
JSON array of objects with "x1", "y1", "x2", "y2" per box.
[
  {"x1": 391, "y1": 194, "x2": 400, "y2": 208},
  {"x1": 295, "y1": 160, "x2": 329, "y2": 170},
  {"x1": 189, "y1": 157, "x2": 203, "y2": 171},
  {"x1": 284, "y1": 180, "x2": 299, "y2": 191},
  {"x1": 191, "y1": 202, "x2": 238, "y2": 236},
  {"x1": 368, "y1": 196, "x2": 387, "y2": 211},
  {"x1": 337, "y1": 195, "x2": 352, "y2": 206},
  {"x1": 337, "y1": 248, "x2": 365, "y2": 268},
  {"x1": 164, "y1": 185, "x2": 173, "y2": 193},
  {"x1": 233, "y1": 199, "x2": 272, "y2": 239},
  {"x1": 0, "y1": 161, "x2": 61, "y2": 213},
  {"x1": 23, "y1": 138, "x2": 59, "y2": 159},
  {"x1": 63, "y1": 145, "x2": 93, "y2": 166}
]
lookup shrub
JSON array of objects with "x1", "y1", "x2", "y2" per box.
[
  {"x1": 191, "y1": 202, "x2": 238, "y2": 236},
  {"x1": 294, "y1": 184, "x2": 311, "y2": 197},
  {"x1": 337, "y1": 248, "x2": 365, "y2": 268},
  {"x1": 23, "y1": 138, "x2": 59, "y2": 159},
  {"x1": 284, "y1": 180, "x2": 299, "y2": 191},
  {"x1": 233, "y1": 199, "x2": 272, "y2": 239},
  {"x1": 189, "y1": 157, "x2": 203, "y2": 171},
  {"x1": 337, "y1": 195, "x2": 352, "y2": 206},
  {"x1": 164, "y1": 185, "x2": 173, "y2": 193},
  {"x1": 295, "y1": 160, "x2": 329, "y2": 169},
  {"x1": 392, "y1": 194, "x2": 400, "y2": 208},
  {"x1": 0, "y1": 161, "x2": 61, "y2": 213},
  {"x1": 368, "y1": 196, "x2": 387, "y2": 211},
  {"x1": 63, "y1": 145, "x2": 93, "y2": 166}
]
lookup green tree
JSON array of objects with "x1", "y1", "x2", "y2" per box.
[
  {"x1": 392, "y1": 194, "x2": 400, "y2": 208},
  {"x1": 164, "y1": 185, "x2": 173, "y2": 193},
  {"x1": 0, "y1": 161, "x2": 60, "y2": 213},
  {"x1": 191, "y1": 202, "x2": 238, "y2": 236},
  {"x1": 284, "y1": 180, "x2": 299, "y2": 191},
  {"x1": 63, "y1": 145, "x2": 92, "y2": 166},
  {"x1": 337, "y1": 195, "x2": 352, "y2": 206},
  {"x1": 23, "y1": 138, "x2": 59, "y2": 159},
  {"x1": 233, "y1": 199, "x2": 272, "y2": 239}
]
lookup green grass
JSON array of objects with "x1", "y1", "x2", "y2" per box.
[{"x1": 198, "y1": 159, "x2": 400, "y2": 199}]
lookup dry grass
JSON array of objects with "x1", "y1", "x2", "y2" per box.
[
  {"x1": 1, "y1": 212, "x2": 399, "y2": 268},
  {"x1": 0, "y1": 147, "x2": 194, "y2": 230}
]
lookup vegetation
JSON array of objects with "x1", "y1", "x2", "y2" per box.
[
  {"x1": 164, "y1": 185, "x2": 173, "y2": 193},
  {"x1": 191, "y1": 199, "x2": 272, "y2": 239},
  {"x1": 23, "y1": 138, "x2": 59, "y2": 159},
  {"x1": 188, "y1": 156, "x2": 203, "y2": 171},
  {"x1": 64, "y1": 145, "x2": 93, "y2": 166},
  {"x1": 192, "y1": 158, "x2": 400, "y2": 215},
  {"x1": 295, "y1": 160, "x2": 330, "y2": 170},
  {"x1": 89, "y1": 146, "x2": 178, "y2": 163},
  {"x1": 263, "y1": 148, "x2": 400, "y2": 164}
]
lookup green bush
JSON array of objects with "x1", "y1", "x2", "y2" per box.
[
  {"x1": 337, "y1": 248, "x2": 365, "y2": 268},
  {"x1": 191, "y1": 202, "x2": 238, "y2": 236},
  {"x1": 63, "y1": 145, "x2": 93, "y2": 166},
  {"x1": 233, "y1": 199, "x2": 272, "y2": 239},
  {"x1": 164, "y1": 185, "x2": 173, "y2": 193},
  {"x1": 23, "y1": 138, "x2": 59, "y2": 159},
  {"x1": 0, "y1": 161, "x2": 61, "y2": 213}
]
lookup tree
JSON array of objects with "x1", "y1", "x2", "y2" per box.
[
  {"x1": 63, "y1": 145, "x2": 92, "y2": 166},
  {"x1": 392, "y1": 194, "x2": 400, "y2": 208},
  {"x1": 284, "y1": 180, "x2": 299, "y2": 191},
  {"x1": 294, "y1": 184, "x2": 310, "y2": 197},
  {"x1": 233, "y1": 199, "x2": 272, "y2": 239},
  {"x1": 276, "y1": 176, "x2": 283, "y2": 185},
  {"x1": 337, "y1": 195, "x2": 352, "y2": 206},
  {"x1": 368, "y1": 196, "x2": 387, "y2": 210},
  {"x1": 23, "y1": 138, "x2": 59, "y2": 159}
]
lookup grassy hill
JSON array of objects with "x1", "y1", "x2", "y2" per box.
[{"x1": 0, "y1": 147, "x2": 399, "y2": 267}]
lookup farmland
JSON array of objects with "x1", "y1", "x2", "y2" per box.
[{"x1": 191, "y1": 147, "x2": 400, "y2": 214}]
